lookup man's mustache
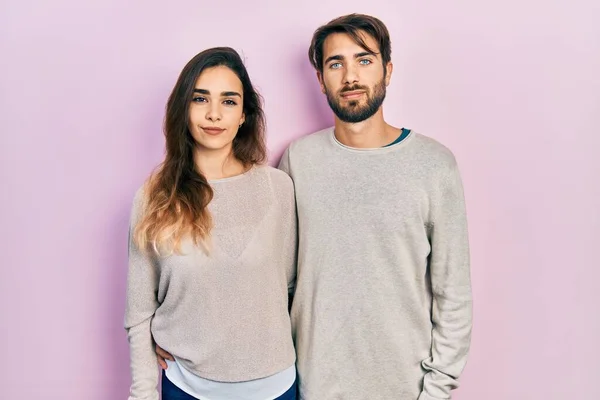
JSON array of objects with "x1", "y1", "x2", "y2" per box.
[{"x1": 340, "y1": 85, "x2": 368, "y2": 93}]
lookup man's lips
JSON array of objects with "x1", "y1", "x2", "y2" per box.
[{"x1": 340, "y1": 90, "x2": 365, "y2": 99}]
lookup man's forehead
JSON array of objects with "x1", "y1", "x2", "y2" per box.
[{"x1": 322, "y1": 31, "x2": 379, "y2": 56}]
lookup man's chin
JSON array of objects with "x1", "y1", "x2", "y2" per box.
[{"x1": 337, "y1": 102, "x2": 365, "y2": 112}]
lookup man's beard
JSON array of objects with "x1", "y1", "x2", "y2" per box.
[{"x1": 325, "y1": 79, "x2": 386, "y2": 123}]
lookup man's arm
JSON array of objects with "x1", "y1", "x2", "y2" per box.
[
  {"x1": 277, "y1": 146, "x2": 297, "y2": 312},
  {"x1": 419, "y1": 158, "x2": 473, "y2": 400}
]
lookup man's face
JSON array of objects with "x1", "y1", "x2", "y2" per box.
[{"x1": 318, "y1": 31, "x2": 392, "y2": 123}]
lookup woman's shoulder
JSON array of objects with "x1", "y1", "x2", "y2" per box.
[
  {"x1": 255, "y1": 164, "x2": 294, "y2": 193},
  {"x1": 129, "y1": 172, "x2": 160, "y2": 217}
]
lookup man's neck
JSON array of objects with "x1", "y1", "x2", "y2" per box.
[{"x1": 333, "y1": 109, "x2": 400, "y2": 148}]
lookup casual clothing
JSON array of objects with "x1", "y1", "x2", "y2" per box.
[
  {"x1": 278, "y1": 127, "x2": 472, "y2": 400},
  {"x1": 384, "y1": 127, "x2": 411, "y2": 147},
  {"x1": 165, "y1": 359, "x2": 296, "y2": 400},
  {"x1": 125, "y1": 164, "x2": 298, "y2": 400},
  {"x1": 161, "y1": 370, "x2": 298, "y2": 400}
]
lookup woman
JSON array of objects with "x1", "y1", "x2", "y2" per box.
[{"x1": 125, "y1": 47, "x2": 297, "y2": 400}]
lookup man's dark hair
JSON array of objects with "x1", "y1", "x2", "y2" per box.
[{"x1": 308, "y1": 13, "x2": 392, "y2": 73}]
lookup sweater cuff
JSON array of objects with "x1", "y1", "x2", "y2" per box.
[
  {"x1": 128, "y1": 392, "x2": 159, "y2": 400},
  {"x1": 417, "y1": 390, "x2": 448, "y2": 400}
]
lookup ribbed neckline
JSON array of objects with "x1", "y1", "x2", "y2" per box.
[{"x1": 329, "y1": 127, "x2": 414, "y2": 154}]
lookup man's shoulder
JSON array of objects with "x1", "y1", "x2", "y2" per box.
[
  {"x1": 411, "y1": 131, "x2": 458, "y2": 168},
  {"x1": 285, "y1": 126, "x2": 334, "y2": 155}
]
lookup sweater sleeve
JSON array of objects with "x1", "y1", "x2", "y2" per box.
[
  {"x1": 277, "y1": 147, "x2": 298, "y2": 305},
  {"x1": 283, "y1": 176, "x2": 298, "y2": 295},
  {"x1": 124, "y1": 190, "x2": 160, "y2": 400},
  {"x1": 277, "y1": 148, "x2": 298, "y2": 294},
  {"x1": 277, "y1": 146, "x2": 292, "y2": 177},
  {"x1": 418, "y1": 158, "x2": 473, "y2": 400}
]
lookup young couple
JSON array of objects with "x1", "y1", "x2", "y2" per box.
[{"x1": 125, "y1": 13, "x2": 473, "y2": 400}]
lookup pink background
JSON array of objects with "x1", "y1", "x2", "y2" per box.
[{"x1": 1, "y1": 1, "x2": 599, "y2": 399}]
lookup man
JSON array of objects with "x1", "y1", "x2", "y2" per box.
[
  {"x1": 277, "y1": 13, "x2": 472, "y2": 399},
  {"x1": 157, "y1": 13, "x2": 472, "y2": 400}
]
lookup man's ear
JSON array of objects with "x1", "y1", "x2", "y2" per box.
[
  {"x1": 317, "y1": 71, "x2": 326, "y2": 94},
  {"x1": 385, "y1": 62, "x2": 393, "y2": 86}
]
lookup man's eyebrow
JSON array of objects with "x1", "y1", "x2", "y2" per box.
[
  {"x1": 324, "y1": 54, "x2": 344, "y2": 64},
  {"x1": 324, "y1": 51, "x2": 376, "y2": 65},
  {"x1": 355, "y1": 51, "x2": 376, "y2": 58}
]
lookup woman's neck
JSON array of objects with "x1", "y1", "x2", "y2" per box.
[{"x1": 193, "y1": 145, "x2": 246, "y2": 180}]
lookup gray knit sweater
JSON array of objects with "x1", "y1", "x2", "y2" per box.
[
  {"x1": 278, "y1": 127, "x2": 473, "y2": 400},
  {"x1": 124, "y1": 165, "x2": 297, "y2": 400}
]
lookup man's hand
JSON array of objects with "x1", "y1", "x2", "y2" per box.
[{"x1": 156, "y1": 344, "x2": 174, "y2": 369}]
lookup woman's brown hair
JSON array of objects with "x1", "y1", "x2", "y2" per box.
[{"x1": 134, "y1": 47, "x2": 266, "y2": 254}]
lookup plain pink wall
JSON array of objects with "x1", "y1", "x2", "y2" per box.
[{"x1": 1, "y1": 1, "x2": 599, "y2": 399}]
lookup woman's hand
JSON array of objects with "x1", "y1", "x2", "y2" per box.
[{"x1": 155, "y1": 344, "x2": 174, "y2": 369}]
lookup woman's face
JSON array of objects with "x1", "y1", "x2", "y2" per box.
[{"x1": 188, "y1": 66, "x2": 245, "y2": 153}]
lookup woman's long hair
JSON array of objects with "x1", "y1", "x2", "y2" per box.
[{"x1": 134, "y1": 47, "x2": 266, "y2": 255}]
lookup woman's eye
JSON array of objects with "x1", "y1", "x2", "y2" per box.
[
  {"x1": 223, "y1": 99, "x2": 237, "y2": 106},
  {"x1": 192, "y1": 96, "x2": 207, "y2": 103}
]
